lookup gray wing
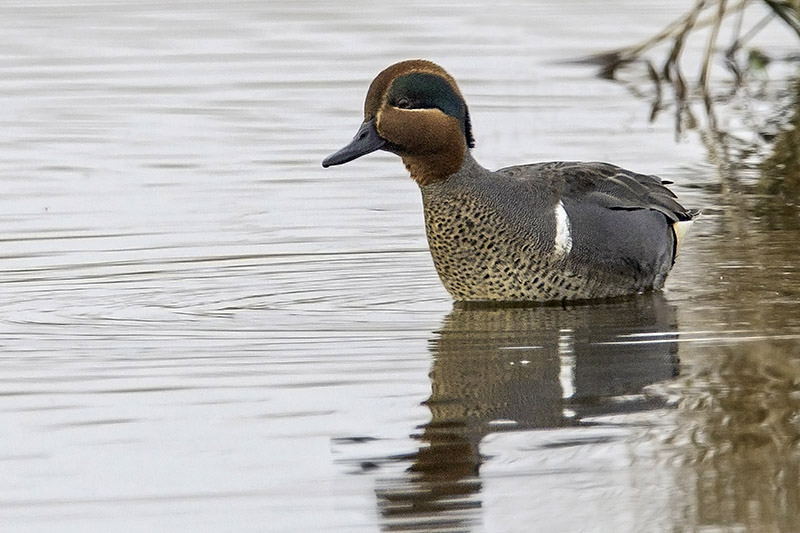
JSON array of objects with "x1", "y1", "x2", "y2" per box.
[{"x1": 497, "y1": 161, "x2": 698, "y2": 223}]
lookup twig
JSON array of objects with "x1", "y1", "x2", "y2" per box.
[
  {"x1": 724, "y1": 0, "x2": 749, "y2": 84},
  {"x1": 646, "y1": 60, "x2": 663, "y2": 122},
  {"x1": 762, "y1": 0, "x2": 800, "y2": 38},
  {"x1": 584, "y1": 0, "x2": 750, "y2": 78},
  {"x1": 700, "y1": 0, "x2": 728, "y2": 113},
  {"x1": 729, "y1": 11, "x2": 777, "y2": 55},
  {"x1": 663, "y1": 0, "x2": 707, "y2": 81}
]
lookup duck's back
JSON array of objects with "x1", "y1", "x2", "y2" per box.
[{"x1": 420, "y1": 156, "x2": 696, "y2": 302}]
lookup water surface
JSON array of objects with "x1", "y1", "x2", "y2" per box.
[{"x1": 2, "y1": 1, "x2": 800, "y2": 531}]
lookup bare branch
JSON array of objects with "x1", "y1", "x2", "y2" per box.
[{"x1": 700, "y1": 0, "x2": 728, "y2": 112}]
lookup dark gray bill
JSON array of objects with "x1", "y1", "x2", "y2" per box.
[{"x1": 322, "y1": 119, "x2": 386, "y2": 167}]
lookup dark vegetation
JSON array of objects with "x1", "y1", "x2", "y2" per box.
[{"x1": 582, "y1": 0, "x2": 800, "y2": 196}]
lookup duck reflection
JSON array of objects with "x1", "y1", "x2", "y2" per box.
[{"x1": 376, "y1": 294, "x2": 679, "y2": 531}]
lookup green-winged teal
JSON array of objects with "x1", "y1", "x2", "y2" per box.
[{"x1": 322, "y1": 59, "x2": 698, "y2": 302}]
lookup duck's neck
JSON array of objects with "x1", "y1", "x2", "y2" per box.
[
  {"x1": 414, "y1": 153, "x2": 489, "y2": 191},
  {"x1": 402, "y1": 146, "x2": 470, "y2": 187}
]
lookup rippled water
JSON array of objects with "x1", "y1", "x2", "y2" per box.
[{"x1": 2, "y1": 1, "x2": 800, "y2": 531}]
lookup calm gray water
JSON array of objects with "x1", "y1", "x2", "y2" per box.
[{"x1": 2, "y1": 1, "x2": 800, "y2": 531}]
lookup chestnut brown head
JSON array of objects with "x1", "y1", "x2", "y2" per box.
[{"x1": 323, "y1": 60, "x2": 474, "y2": 185}]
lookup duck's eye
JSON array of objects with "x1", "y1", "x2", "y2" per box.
[{"x1": 395, "y1": 97, "x2": 411, "y2": 109}]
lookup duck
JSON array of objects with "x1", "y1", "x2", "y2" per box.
[{"x1": 322, "y1": 59, "x2": 698, "y2": 302}]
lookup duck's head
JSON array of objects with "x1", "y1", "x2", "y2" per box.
[{"x1": 322, "y1": 59, "x2": 474, "y2": 186}]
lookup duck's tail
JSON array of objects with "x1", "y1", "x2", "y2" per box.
[{"x1": 672, "y1": 209, "x2": 700, "y2": 257}]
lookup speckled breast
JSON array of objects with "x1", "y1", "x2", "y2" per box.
[{"x1": 420, "y1": 189, "x2": 616, "y2": 302}]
